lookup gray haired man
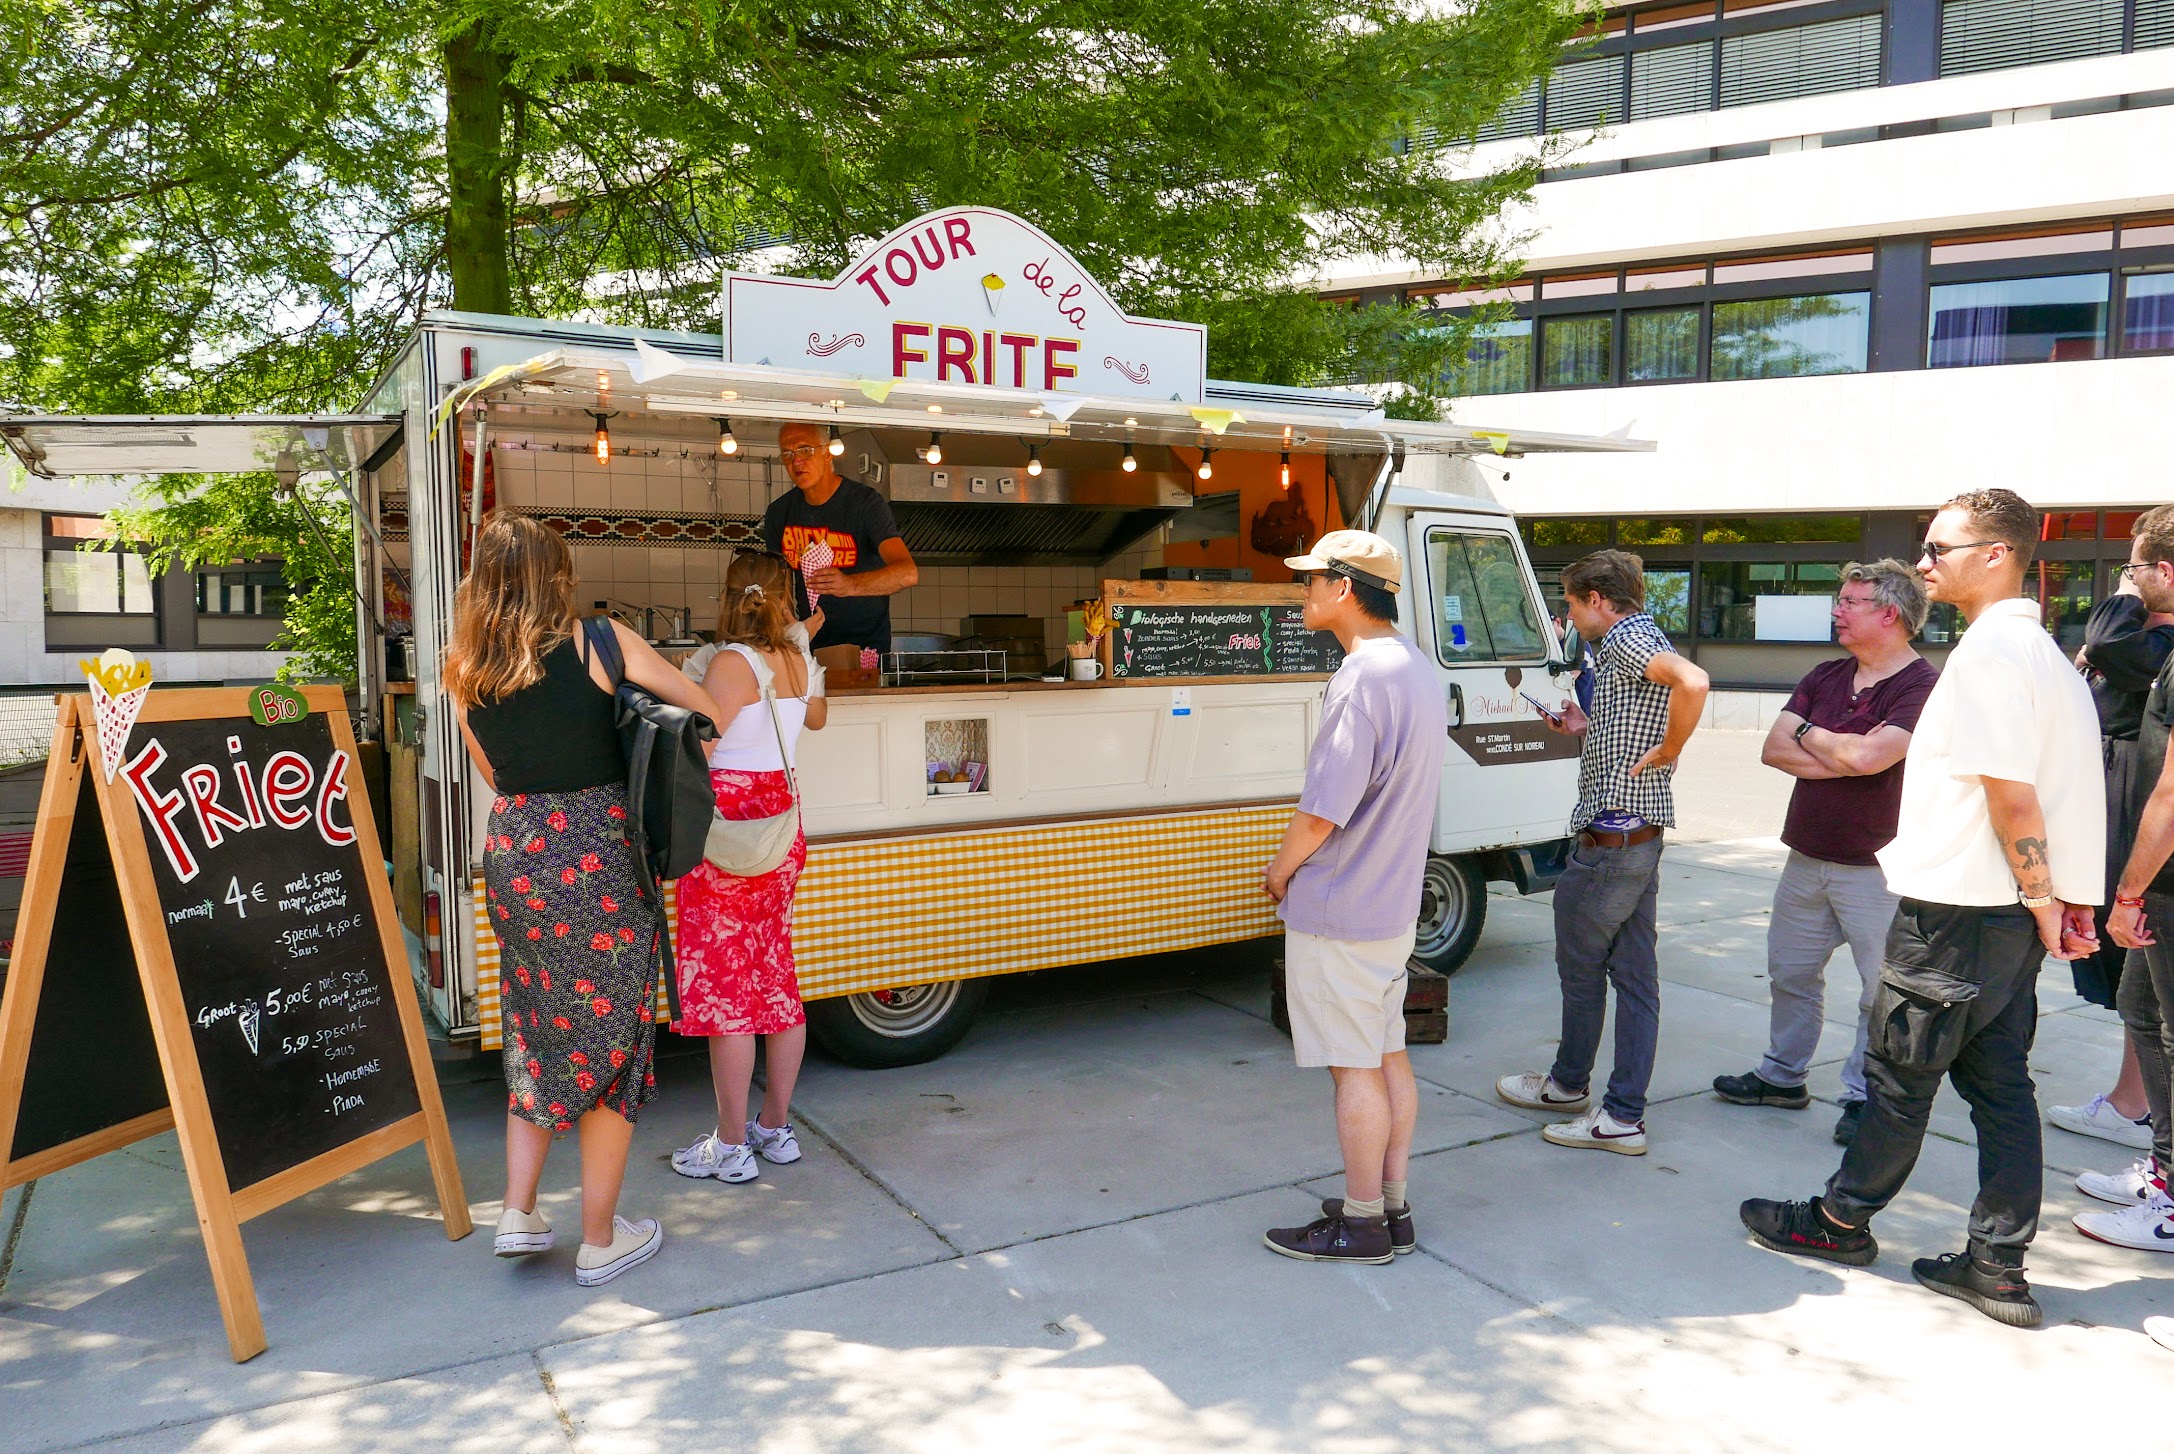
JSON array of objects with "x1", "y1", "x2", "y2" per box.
[{"x1": 1715, "y1": 562, "x2": 1938, "y2": 1144}]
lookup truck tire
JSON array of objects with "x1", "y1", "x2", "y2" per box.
[
  {"x1": 805, "y1": 978, "x2": 991, "y2": 1068},
  {"x1": 1412, "y1": 853, "x2": 1488, "y2": 976}
]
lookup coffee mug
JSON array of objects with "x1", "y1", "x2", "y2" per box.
[{"x1": 1070, "y1": 658, "x2": 1104, "y2": 681}]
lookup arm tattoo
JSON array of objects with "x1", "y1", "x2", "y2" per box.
[{"x1": 2014, "y1": 836, "x2": 2049, "y2": 870}]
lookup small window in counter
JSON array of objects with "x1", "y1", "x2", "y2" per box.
[{"x1": 926, "y1": 718, "x2": 990, "y2": 796}]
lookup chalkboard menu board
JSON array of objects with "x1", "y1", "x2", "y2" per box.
[
  {"x1": 0, "y1": 687, "x2": 468, "y2": 1362},
  {"x1": 132, "y1": 715, "x2": 421, "y2": 1190},
  {"x1": 1111, "y1": 602, "x2": 1344, "y2": 680}
]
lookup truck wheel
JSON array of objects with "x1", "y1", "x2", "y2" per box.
[
  {"x1": 806, "y1": 978, "x2": 991, "y2": 1068},
  {"x1": 1413, "y1": 854, "x2": 1488, "y2": 975}
]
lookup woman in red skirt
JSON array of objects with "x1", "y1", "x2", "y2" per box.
[{"x1": 672, "y1": 551, "x2": 827, "y2": 1184}]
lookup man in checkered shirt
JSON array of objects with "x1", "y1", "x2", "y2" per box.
[{"x1": 1497, "y1": 550, "x2": 1710, "y2": 1155}]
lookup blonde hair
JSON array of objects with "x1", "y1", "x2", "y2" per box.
[
  {"x1": 443, "y1": 514, "x2": 579, "y2": 709},
  {"x1": 715, "y1": 551, "x2": 799, "y2": 652}
]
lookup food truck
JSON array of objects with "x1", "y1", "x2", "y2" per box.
[{"x1": 1, "y1": 207, "x2": 1650, "y2": 1066}]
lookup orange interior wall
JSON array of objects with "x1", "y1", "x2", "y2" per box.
[{"x1": 1159, "y1": 448, "x2": 1342, "y2": 579}]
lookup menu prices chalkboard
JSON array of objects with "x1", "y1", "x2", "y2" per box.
[
  {"x1": 134, "y1": 716, "x2": 420, "y2": 1190},
  {"x1": 1111, "y1": 603, "x2": 1344, "y2": 679}
]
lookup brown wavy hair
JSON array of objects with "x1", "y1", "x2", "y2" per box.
[
  {"x1": 443, "y1": 514, "x2": 579, "y2": 708},
  {"x1": 715, "y1": 551, "x2": 799, "y2": 652}
]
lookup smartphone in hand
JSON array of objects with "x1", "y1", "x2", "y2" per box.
[{"x1": 1520, "y1": 691, "x2": 1564, "y2": 726}]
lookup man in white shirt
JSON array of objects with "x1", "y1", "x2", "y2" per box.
[{"x1": 1739, "y1": 488, "x2": 2103, "y2": 1330}]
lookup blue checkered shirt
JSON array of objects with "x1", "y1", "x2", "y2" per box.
[{"x1": 1570, "y1": 613, "x2": 1678, "y2": 834}]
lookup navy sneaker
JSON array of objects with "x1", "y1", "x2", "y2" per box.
[
  {"x1": 1323, "y1": 1197, "x2": 1415, "y2": 1254},
  {"x1": 1264, "y1": 1209, "x2": 1393, "y2": 1265},
  {"x1": 1912, "y1": 1251, "x2": 2042, "y2": 1328},
  {"x1": 1713, "y1": 1070, "x2": 1811, "y2": 1109},
  {"x1": 1740, "y1": 1197, "x2": 1878, "y2": 1266}
]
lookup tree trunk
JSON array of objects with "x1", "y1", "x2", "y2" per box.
[{"x1": 443, "y1": 23, "x2": 512, "y2": 315}]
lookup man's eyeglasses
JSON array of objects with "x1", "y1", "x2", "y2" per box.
[
  {"x1": 1918, "y1": 538, "x2": 2003, "y2": 563},
  {"x1": 778, "y1": 445, "x2": 826, "y2": 464},
  {"x1": 2119, "y1": 561, "x2": 2167, "y2": 580},
  {"x1": 1834, "y1": 593, "x2": 1884, "y2": 611}
]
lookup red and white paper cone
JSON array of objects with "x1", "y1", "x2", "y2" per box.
[{"x1": 799, "y1": 538, "x2": 835, "y2": 609}]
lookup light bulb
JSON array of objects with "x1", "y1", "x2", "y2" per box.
[
  {"x1": 827, "y1": 424, "x2": 845, "y2": 457},
  {"x1": 1197, "y1": 448, "x2": 1213, "y2": 482},
  {"x1": 1280, "y1": 450, "x2": 1291, "y2": 489},
  {"x1": 925, "y1": 431, "x2": 943, "y2": 466},
  {"x1": 1121, "y1": 442, "x2": 1137, "y2": 473},
  {"x1": 717, "y1": 418, "x2": 738, "y2": 456},
  {"x1": 591, "y1": 412, "x2": 612, "y2": 465},
  {"x1": 1026, "y1": 443, "x2": 1042, "y2": 477}
]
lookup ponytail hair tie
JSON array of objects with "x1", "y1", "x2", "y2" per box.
[{"x1": 740, "y1": 583, "x2": 766, "y2": 599}]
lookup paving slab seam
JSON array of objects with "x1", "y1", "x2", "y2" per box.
[
  {"x1": 0, "y1": 1177, "x2": 34, "y2": 1298},
  {"x1": 786, "y1": 1104, "x2": 965, "y2": 1258},
  {"x1": 532, "y1": 1349, "x2": 580, "y2": 1450},
  {"x1": 1189, "y1": 985, "x2": 1272, "y2": 1026}
]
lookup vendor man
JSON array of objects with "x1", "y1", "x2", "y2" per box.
[{"x1": 761, "y1": 421, "x2": 919, "y2": 653}]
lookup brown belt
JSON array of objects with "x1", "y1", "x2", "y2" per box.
[{"x1": 1580, "y1": 824, "x2": 1663, "y2": 849}]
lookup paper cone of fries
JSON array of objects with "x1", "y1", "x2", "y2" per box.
[
  {"x1": 81, "y1": 648, "x2": 153, "y2": 783},
  {"x1": 800, "y1": 538, "x2": 835, "y2": 609}
]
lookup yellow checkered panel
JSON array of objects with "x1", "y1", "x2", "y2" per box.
[{"x1": 474, "y1": 803, "x2": 1290, "y2": 1050}]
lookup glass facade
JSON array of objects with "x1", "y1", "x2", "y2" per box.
[
  {"x1": 2124, "y1": 270, "x2": 2174, "y2": 351},
  {"x1": 43, "y1": 514, "x2": 155, "y2": 615},
  {"x1": 1626, "y1": 307, "x2": 1702, "y2": 381},
  {"x1": 1458, "y1": 319, "x2": 1532, "y2": 395},
  {"x1": 1698, "y1": 560, "x2": 1843, "y2": 640},
  {"x1": 1927, "y1": 273, "x2": 2112, "y2": 366},
  {"x1": 197, "y1": 563, "x2": 290, "y2": 617},
  {"x1": 1710, "y1": 292, "x2": 1871, "y2": 378},
  {"x1": 1541, "y1": 314, "x2": 1614, "y2": 387}
]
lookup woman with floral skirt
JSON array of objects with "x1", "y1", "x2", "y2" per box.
[
  {"x1": 446, "y1": 514, "x2": 718, "y2": 1286},
  {"x1": 671, "y1": 551, "x2": 826, "y2": 1184}
]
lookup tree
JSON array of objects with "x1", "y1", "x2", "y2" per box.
[{"x1": 3, "y1": 0, "x2": 1587, "y2": 679}]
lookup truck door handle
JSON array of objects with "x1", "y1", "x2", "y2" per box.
[{"x1": 1446, "y1": 682, "x2": 1464, "y2": 730}]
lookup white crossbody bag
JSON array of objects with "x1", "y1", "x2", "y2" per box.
[{"x1": 700, "y1": 649, "x2": 803, "y2": 877}]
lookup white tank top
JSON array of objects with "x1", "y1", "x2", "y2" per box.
[{"x1": 702, "y1": 643, "x2": 811, "y2": 772}]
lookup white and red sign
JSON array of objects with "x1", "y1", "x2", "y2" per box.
[{"x1": 723, "y1": 207, "x2": 1207, "y2": 403}]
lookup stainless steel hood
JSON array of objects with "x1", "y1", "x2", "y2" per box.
[{"x1": 845, "y1": 431, "x2": 1194, "y2": 566}]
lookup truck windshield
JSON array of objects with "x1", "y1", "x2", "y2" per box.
[{"x1": 1426, "y1": 529, "x2": 1547, "y2": 664}]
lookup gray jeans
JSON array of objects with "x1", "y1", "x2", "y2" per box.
[
  {"x1": 1756, "y1": 850, "x2": 1897, "y2": 1103},
  {"x1": 2120, "y1": 899, "x2": 2174, "y2": 1173},
  {"x1": 1549, "y1": 834, "x2": 1666, "y2": 1123}
]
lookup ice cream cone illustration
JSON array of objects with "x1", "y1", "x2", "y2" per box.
[
  {"x1": 239, "y1": 999, "x2": 262, "y2": 1056},
  {"x1": 981, "y1": 273, "x2": 1005, "y2": 316},
  {"x1": 80, "y1": 647, "x2": 153, "y2": 783},
  {"x1": 799, "y1": 537, "x2": 835, "y2": 609}
]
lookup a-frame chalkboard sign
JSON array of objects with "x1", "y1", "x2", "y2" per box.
[{"x1": 0, "y1": 686, "x2": 470, "y2": 1362}]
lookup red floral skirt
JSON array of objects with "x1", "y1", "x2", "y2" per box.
[{"x1": 673, "y1": 769, "x2": 808, "y2": 1036}]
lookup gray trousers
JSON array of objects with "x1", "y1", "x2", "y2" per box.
[
  {"x1": 1549, "y1": 835, "x2": 1666, "y2": 1123},
  {"x1": 2120, "y1": 899, "x2": 2174, "y2": 1173},
  {"x1": 1756, "y1": 850, "x2": 1897, "y2": 1103}
]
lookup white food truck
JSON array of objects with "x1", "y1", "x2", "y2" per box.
[{"x1": 2, "y1": 207, "x2": 1649, "y2": 1066}]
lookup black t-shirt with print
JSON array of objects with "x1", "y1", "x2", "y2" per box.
[{"x1": 761, "y1": 478, "x2": 904, "y2": 653}]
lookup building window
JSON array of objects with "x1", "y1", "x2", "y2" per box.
[
  {"x1": 2123, "y1": 270, "x2": 2174, "y2": 351},
  {"x1": 196, "y1": 562, "x2": 290, "y2": 617},
  {"x1": 1719, "y1": 13, "x2": 1884, "y2": 107},
  {"x1": 1521, "y1": 517, "x2": 1611, "y2": 548},
  {"x1": 1626, "y1": 307, "x2": 1702, "y2": 381},
  {"x1": 1710, "y1": 292, "x2": 1871, "y2": 378},
  {"x1": 1644, "y1": 569, "x2": 1693, "y2": 634},
  {"x1": 1701, "y1": 515, "x2": 1863, "y2": 544},
  {"x1": 1457, "y1": 318, "x2": 1533, "y2": 394},
  {"x1": 44, "y1": 514, "x2": 155, "y2": 615},
  {"x1": 1926, "y1": 273, "x2": 2111, "y2": 366},
  {"x1": 2028, "y1": 559, "x2": 2097, "y2": 650},
  {"x1": 1939, "y1": 0, "x2": 2127, "y2": 77},
  {"x1": 1541, "y1": 314, "x2": 1614, "y2": 387},
  {"x1": 1698, "y1": 561, "x2": 1843, "y2": 640}
]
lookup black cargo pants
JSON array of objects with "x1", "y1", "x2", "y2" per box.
[{"x1": 1823, "y1": 898, "x2": 2045, "y2": 1263}]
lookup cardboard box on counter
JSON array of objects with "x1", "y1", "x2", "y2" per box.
[{"x1": 814, "y1": 644, "x2": 880, "y2": 688}]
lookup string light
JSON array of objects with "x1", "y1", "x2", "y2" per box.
[
  {"x1": 1121, "y1": 441, "x2": 1137, "y2": 473},
  {"x1": 1026, "y1": 442, "x2": 1043, "y2": 477},
  {"x1": 924, "y1": 431, "x2": 944, "y2": 465},
  {"x1": 590, "y1": 412, "x2": 614, "y2": 465},
  {"x1": 715, "y1": 418, "x2": 738, "y2": 456},
  {"x1": 827, "y1": 424, "x2": 845, "y2": 457},
  {"x1": 1280, "y1": 450, "x2": 1291, "y2": 490},
  {"x1": 1196, "y1": 447, "x2": 1214, "y2": 482}
]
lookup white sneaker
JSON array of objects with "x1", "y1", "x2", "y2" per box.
[
  {"x1": 1496, "y1": 1071, "x2": 1590, "y2": 1112},
  {"x1": 2078, "y1": 1156, "x2": 2167, "y2": 1207},
  {"x1": 493, "y1": 1206, "x2": 554, "y2": 1257},
  {"x1": 747, "y1": 1119, "x2": 802, "y2": 1164},
  {"x1": 672, "y1": 1131, "x2": 759, "y2": 1183},
  {"x1": 1542, "y1": 1105, "x2": 1648, "y2": 1155},
  {"x1": 2073, "y1": 1192, "x2": 2174, "y2": 1252},
  {"x1": 575, "y1": 1215, "x2": 662, "y2": 1286},
  {"x1": 2148, "y1": 1315, "x2": 2174, "y2": 1353},
  {"x1": 2048, "y1": 1094, "x2": 2153, "y2": 1150}
]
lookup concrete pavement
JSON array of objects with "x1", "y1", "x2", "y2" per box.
[{"x1": 2, "y1": 730, "x2": 2167, "y2": 1452}]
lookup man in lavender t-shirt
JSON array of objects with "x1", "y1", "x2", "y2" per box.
[{"x1": 1261, "y1": 531, "x2": 1448, "y2": 1266}]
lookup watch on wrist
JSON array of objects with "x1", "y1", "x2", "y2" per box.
[
  {"x1": 1793, "y1": 720, "x2": 1814, "y2": 744},
  {"x1": 2020, "y1": 892, "x2": 2055, "y2": 910}
]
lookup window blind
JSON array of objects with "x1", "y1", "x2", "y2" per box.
[
  {"x1": 2136, "y1": 0, "x2": 2174, "y2": 48},
  {"x1": 1720, "y1": 14, "x2": 1883, "y2": 107},
  {"x1": 1547, "y1": 54, "x2": 1627, "y2": 131},
  {"x1": 1938, "y1": 0, "x2": 2124, "y2": 75},
  {"x1": 1631, "y1": 42, "x2": 1718, "y2": 120}
]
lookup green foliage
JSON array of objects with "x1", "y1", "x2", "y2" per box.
[{"x1": 4, "y1": 0, "x2": 1588, "y2": 682}]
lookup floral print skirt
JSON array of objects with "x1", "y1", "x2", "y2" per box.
[
  {"x1": 483, "y1": 784, "x2": 661, "y2": 1131},
  {"x1": 673, "y1": 769, "x2": 808, "y2": 1037}
]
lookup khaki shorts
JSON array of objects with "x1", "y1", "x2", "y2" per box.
[{"x1": 1285, "y1": 928, "x2": 1417, "y2": 1068}]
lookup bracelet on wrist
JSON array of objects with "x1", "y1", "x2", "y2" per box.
[
  {"x1": 2019, "y1": 892, "x2": 2055, "y2": 910},
  {"x1": 2117, "y1": 894, "x2": 2147, "y2": 908}
]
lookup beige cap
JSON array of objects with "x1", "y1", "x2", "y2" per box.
[{"x1": 1284, "y1": 529, "x2": 1403, "y2": 594}]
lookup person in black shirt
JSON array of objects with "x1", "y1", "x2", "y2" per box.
[{"x1": 760, "y1": 421, "x2": 919, "y2": 653}]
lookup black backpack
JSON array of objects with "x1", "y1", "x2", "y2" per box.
[{"x1": 580, "y1": 619, "x2": 718, "y2": 1005}]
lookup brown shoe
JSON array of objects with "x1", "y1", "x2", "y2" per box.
[
  {"x1": 1265, "y1": 1209, "x2": 1394, "y2": 1264},
  {"x1": 1322, "y1": 1197, "x2": 1414, "y2": 1254}
]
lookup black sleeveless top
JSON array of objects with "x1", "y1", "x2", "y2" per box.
[{"x1": 467, "y1": 637, "x2": 624, "y2": 793}]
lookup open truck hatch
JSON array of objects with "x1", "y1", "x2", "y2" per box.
[{"x1": 0, "y1": 415, "x2": 401, "y2": 479}]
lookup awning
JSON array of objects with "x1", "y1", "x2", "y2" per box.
[{"x1": 0, "y1": 415, "x2": 401, "y2": 479}]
